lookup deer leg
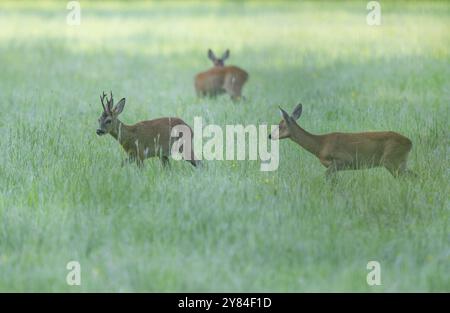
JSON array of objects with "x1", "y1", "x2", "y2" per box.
[
  {"x1": 228, "y1": 89, "x2": 242, "y2": 102},
  {"x1": 325, "y1": 159, "x2": 350, "y2": 183},
  {"x1": 126, "y1": 154, "x2": 135, "y2": 165},
  {"x1": 196, "y1": 89, "x2": 206, "y2": 98},
  {"x1": 122, "y1": 154, "x2": 144, "y2": 167},
  {"x1": 230, "y1": 95, "x2": 241, "y2": 102},
  {"x1": 161, "y1": 156, "x2": 170, "y2": 168},
  {"x1": 127, "y1": 153, "x2": 144, "y2": 168},
  {"x1": 134, "y1": 156, "x2": 144, "y2": 168},
  {"x1": 385, "y1": 161, "x2": 417, "y2": 178},
  {"x1": 122, "y1": 157, "x2": 138, "y2": 167},
  {"x1": 385, "y1": 161, "x2": 403, "y2": 177},
  {"x1": 382, "y1": 148, "x2": 411, "y2": 178},
  {"x1": 325, "y1": 163, "x2": 338, "y2": 184},
  {"x1": 207, "y1": 90, "x2": 219, "y2": 98},
  {"x1": 381, "y1": 141, "x2": 416, "y2": 178},
  {"x1": 223, "y1": 77, "x2": 242, "y2": 102},
  {"x1": 121, "y1": 158, "x2": 129, "y2": 167},
  {"x1": 404, "y1": 169, "x2": 418, "y2": 178}
]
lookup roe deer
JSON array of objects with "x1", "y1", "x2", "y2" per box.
[
  {"x1": 195, "y1": 49, "x2": 248, "y2": 101},
  {"x1": 96, "y1": 91, "x2": 197, "y2": 167},
  {"x1": 269, "y1": 103, "x2": 414, "y2": 180}
]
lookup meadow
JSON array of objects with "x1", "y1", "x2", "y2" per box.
[{"x1": 0, "y1": 0, "x2": 448, "y2": 292}]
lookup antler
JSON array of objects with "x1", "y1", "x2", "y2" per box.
[
  {"x1": 108, "y1": 90, "x2": 114, "y2": 112},
  {"x1": 100, "y1": 91, "x2": 109, "y2": 113},
  {"x1": 100, "y1": 91, "x2": 115, "y2": 113}
]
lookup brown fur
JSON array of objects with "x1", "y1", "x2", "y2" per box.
[
  {"x1": 195, "y1": 49, "x2": 248, "y2": 101},
  {"x1": 270, "y1": 104, "x2": 414, "y2": 179},
  {"x1": 111, "y1": 118, "x2": 197, "y2": 167},
  {"x1": 96, "y1": 92, "x2": 197, "y2": 167}
]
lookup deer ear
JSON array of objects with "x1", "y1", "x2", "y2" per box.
[
  {"x1": 208, "y1": 49, "x2": 216, "y2": 61},
  {"x1": 222, "y1": 49, "x2": 230, "y2": 60},
  {"x1": 291, "y1": 103, "x2": 303, "y2": 120},
  {"x1": 113, "y1": 98, "x2": 125, "y2": 115},
  {"x1": 279, "y1": 106, "x2": 291, "y2": 123}
]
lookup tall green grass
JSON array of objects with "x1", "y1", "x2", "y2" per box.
[{"x1": 0, "y1": 1, "x2": 448, "y2": 291}]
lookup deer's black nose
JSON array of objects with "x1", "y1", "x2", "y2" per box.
[{"x1": 96, "y1": 129, "x2": 105, "y2": 135}]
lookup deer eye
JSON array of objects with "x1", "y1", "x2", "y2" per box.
[{"x1": 105, "y1": 120, "x2": 112, "y2": 124}]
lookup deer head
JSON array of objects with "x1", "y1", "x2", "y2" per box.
[
  {"x1": 96, "y1": 91, "x2": 126, "y2": 136},
  {"x1": 269, "y1": 103, "x2": 303, "y2": 140},
  {"x1": 207, "y1": 49, "x2": 230, "y2": 67}
]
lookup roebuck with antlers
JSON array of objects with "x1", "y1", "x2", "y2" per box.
[
  {"x1": 96, "y1": 92, "x2": 197, "y2": 167},
  {"x1": 269, "y1": 103, "x2": 414, "y2": 180},
  {"x1": 195, "y1": 49, "x2": 248, "y2": 101}
]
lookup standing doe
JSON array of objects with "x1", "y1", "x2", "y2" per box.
[
  {"x1": 269, "y1": 103, "x2": 414, "y2": 180},
  {"x1": 195, "y1": 49, "x2": 248, "y2": 101},
  {"x1": 96, "y1": 92, "x2": 197, "y2": 167}
]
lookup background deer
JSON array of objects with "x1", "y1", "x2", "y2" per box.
[
  {"x1": 96, "y1": 92, "x2": 197, "y2": 167},
  {"x1": 269, "y1": 103, "x2": 414, "y2": 180},
  {"x1": 195, "y1": 49, "x2": 248, "y2": 101}
]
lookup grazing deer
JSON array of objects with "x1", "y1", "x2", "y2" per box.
[
  {"x1": 96, "y1": 92, "x2": 197, "y2": 167},
  {"x1": 195, "y1": 49, "x2": 248, "y2": 101},
  {"x1": 269, "y1": 103, "x2": 414, "y2": 180}
]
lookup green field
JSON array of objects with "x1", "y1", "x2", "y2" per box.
[{"x1": 0, "y1": 1, "x2": 449, "y2": 292}]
